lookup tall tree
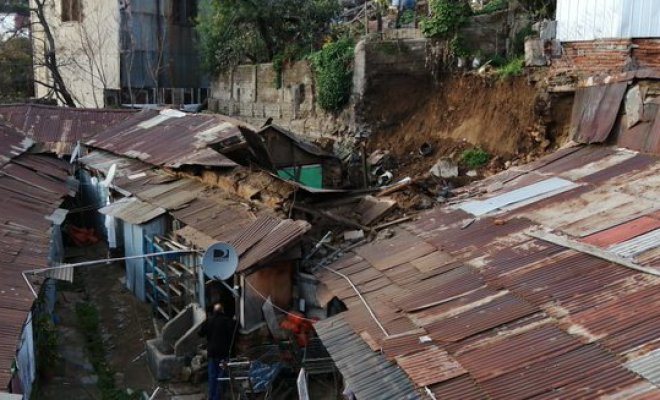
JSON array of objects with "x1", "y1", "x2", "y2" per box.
[
  {"x1": 197, "y1": 0, "x2": 340, "y2": 73},
  {"x1": 31, "y1": 0, "x2": 77, "y2": 107},
  {"x1": 0, "y1": 36, "x2": 33, "y2": 102}
]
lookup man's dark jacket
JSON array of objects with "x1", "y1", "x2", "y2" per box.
[{"x1": 199, "y1": 313, "x2": 236, "y2": 359}]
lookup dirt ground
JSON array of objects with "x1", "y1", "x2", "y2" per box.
[
  {"x1": 36, "y1": 243, "x2": 341, "y2": 400},
  {"x1": 37, "y1": 243, "x2": 169, "y2": 399},
  {"x1": 353, "y1": 72, "x2": 574, "y2": 211},
  {"x1": 363, "y1": 72, "x2": 571, "y2": 180}
]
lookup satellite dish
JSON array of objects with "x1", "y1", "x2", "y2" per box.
[{"x1": 202, "y1": 242, "x2": 238, "y2": 280}]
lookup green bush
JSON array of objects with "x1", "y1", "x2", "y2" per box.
[
  {"x1": 495, "y1": 57, "x2": 525, "y2": 79},
  {"x1": 308, "y1": 36, "x2": 354, "y2": 113},
  {"x1": 398, "y1": 9, "x2": 415, "y2": 26},
  {"x1": 421, "y1": 0, "x2": 472, "y2": 40},
  {"x1": 462, "y1": 148, "x2": 491, "y2": 168},
  {"x1": 475, "y1": 0, "x2": 508, "y2": 14}
]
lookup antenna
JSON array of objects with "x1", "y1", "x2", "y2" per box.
[
  {"x1": 70, "y1": 141, "x2": 81, "y2": 164},
  {"x1": 202, "y1": 242, "x2": 238, "y2": 281},
  {"x1": 101, "y1": 163, "x2": 117, "y2": 187}
]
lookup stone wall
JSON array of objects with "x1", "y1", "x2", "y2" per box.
[{"x1": 207, "y1": 36, "x2": 429, "y2": 137}]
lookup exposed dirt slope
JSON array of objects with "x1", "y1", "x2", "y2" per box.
[{"x1": 363, "y1": 73, "x2": 566, "y2": 179}]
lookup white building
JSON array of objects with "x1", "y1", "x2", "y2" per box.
[
  {"x1": 556, "y1": 0, "x2": 660, "y2": 41},
  {"x1": 31, "y1": 0, "x2": 206, "y2": 108}
]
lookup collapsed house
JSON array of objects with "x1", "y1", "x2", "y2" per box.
[
  {"x1": 311, "y1": 78, "x2": 660, "y2": 398},
  {"x1": 0, "y1": 122, "x2": 77, "y2": 398}
]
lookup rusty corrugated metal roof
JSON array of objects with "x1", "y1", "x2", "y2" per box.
[
  {"x1": 81, "y1": 150, "x2": 309, "y2": 275},
  {"x1": 86, "y1": 109, "x2": 251, "y2": 169},
  {"x1": 0, "y1": 122, "x2": 33, "y2": 168},
  {"x1": 0, "y1": 104, "x2": 137, "y2": 154},
  {"x1": 315, "y1": 145, "x2": 660, "y2": 398},
  {"x1": 0, "y1": 153, "x2": 72, "y2": 387}
]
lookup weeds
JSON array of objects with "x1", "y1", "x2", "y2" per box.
[
  {"x1": 495, "y1": 57, "x2": 525, "y2": 79},
  {"x1": 76, "y1": 303, "x2": 140, "y2": 400},
  {"x1": 462, "y1": 148, "x2": 491, "y2": 168}
]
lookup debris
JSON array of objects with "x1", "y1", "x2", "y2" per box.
[
  {"x1": 294, "y1": 204, "x2": 371, "y2": 232},
  {"x1": 430, "y1": 158, "x2": 459, "y2": 178},
  {"x1": 487, "y1": 181, "x2": 504, "y2": 193},
  {"x1": 378, "y1": 171, "x2": 394, "y2": 186},
  {"x1": 377, "y1": 177, "x2": 412, "y2": 197},
  {"x1": 415, "y1": 195, "x2": 434, "y2": 210},
  {"x1": 368, "y1": 149, "x2": 391, "y2": 166},
  {"x1": 419, "y1": 143, "x2": 433, "y2": 157},
  {"x1": 343, "y1": 230, "x2": 366, "y2": 241},
  {"x1": 494, "y1": 219, "x2": 507, "y2": 226},
  {"x1": 374, "y1": 216, "x2": 413, "y2": 230},
  {"x1": 376, "y1": 228, "x2": 395, "y2": 240},
  {"x1": 466, "y1": 170, "x2": 478, "y2": 177}
]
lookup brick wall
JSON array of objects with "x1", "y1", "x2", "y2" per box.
[{"x1": 552, "y1": 38, "x2": 660, "y2": 77}]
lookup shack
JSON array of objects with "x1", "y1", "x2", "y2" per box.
[{"x1": 242, "y1": 124, "x2": 343, "y2": 189}]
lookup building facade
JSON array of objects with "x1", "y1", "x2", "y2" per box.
[{"x1": 31, "y1": 0, "x2": 207, "y2": 108}]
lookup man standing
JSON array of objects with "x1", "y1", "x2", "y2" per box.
[{"x1": 199, "y1": 303, "x2": 236, "y2": 400}]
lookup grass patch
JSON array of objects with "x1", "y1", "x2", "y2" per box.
[
  {"x1": 76, "y1": 303, "x2": 140, "y2": 400},
  {"x1": 461, "y1": 148, "x2": 491, "y2": 168},
  {"x1": 495, "y1": 57, "x2": 525, "y2": 79},
  {"x1": 474, "y1": 0, "x2": 508, "y2": 14}
]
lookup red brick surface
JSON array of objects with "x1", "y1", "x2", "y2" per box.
[{"x1": 552, "y1": 39, "x2": 660, "y2": 76}]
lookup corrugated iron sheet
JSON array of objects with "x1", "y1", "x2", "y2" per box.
[
  {"x1": 395, "y1": 346, "x2": 466, "y2": 387},
  {"x1": 626, "y1": 348, "x2": 660, "y2": 387},
  {"x1": 314, "y1": 145, "x2": 660, "y2": 398},
  {"x1": 570, "y1": 83, "x2": 627, "y2": 144},
  {"x1": 609, "y1": 228, "x2": 660, "y2": 259},
  {"x1": 314, "y1": 315, "x2": 420, "y2": 400},
  {"x1": 83, "y1": 150, "x2": 308, "y2": 276},
  {"x1": 582, "y1": 216, "x2": 660, "y2": 247},
  {"x1": 86, "y1": 109, "x2": 252, "y2": 169},
  {"x1": 429, "y1": 375, "x2": 488, "y2": 400},
  {"x1": 98, "y1": 197, "x2": 167, "y2": 225},
  {"x1": 0, "y1": 153, "x2": 72, "y2": 387},
  {"x1": 458, "y1": 177, "x2": 576, "y2": 216},
  {"x1": 0, "y1": 122, "x2": 33, "y2": 168},
  {"x1": 0, "y1": 104, "x2": 137, "y2": 154}
]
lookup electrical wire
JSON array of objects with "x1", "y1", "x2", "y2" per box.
[
  {"x1": 318, "y1": 264, "x2": 389, "y2": 338},
  {"x1": 243, "y1": 278, "x2": 318, "y2": 324},
  {"x1": 21, "y1": 250, "x2": 197, "y2": 298}
]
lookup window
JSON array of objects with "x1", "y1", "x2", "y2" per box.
[
  {"x1": 172, "y1": 0, "x2": 197, "y2": 26},
  {"x1": 61, "y1": 0, "x2": 82, "y2": 22}
]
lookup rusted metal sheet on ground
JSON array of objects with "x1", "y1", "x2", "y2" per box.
[{"x1": 571, "y1": 82, "x2": 627, "y2": 144}]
